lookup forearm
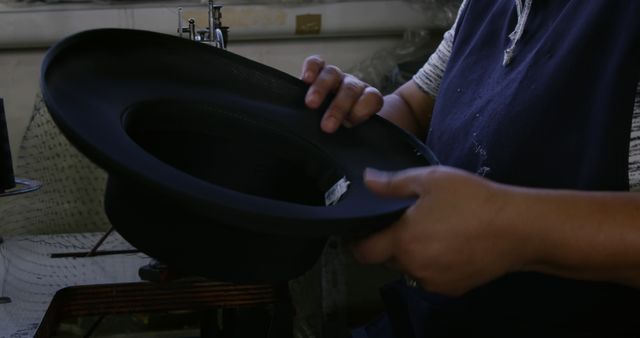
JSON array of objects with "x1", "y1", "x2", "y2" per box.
[
  {"x1": 500, "y1": 185, "x2": 640, "y2": 287},
  {"x1": 378, "y1": 80, "x2": 435, "y2": 140}
]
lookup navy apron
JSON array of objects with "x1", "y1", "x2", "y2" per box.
[{"x1": 357, "y1": 1, "x2": 640, "y2": 337}]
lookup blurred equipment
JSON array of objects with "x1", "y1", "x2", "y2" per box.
[
  {"x1": 0, "y1": 98, "x2": 41, "y2": 197},
  {"x1": 0, "y1": 98, "x2": 14, "y2": 192},
  {"x1": 178, "y1": 0, "x2": 228, "y2": 49}
]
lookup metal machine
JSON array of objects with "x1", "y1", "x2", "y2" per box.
[{"x1": 178, "y1": 0, "x2": 228, "y2": 49}]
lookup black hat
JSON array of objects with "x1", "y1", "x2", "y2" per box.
[{"x1": 41, "y1": 29, "x2": 437, "y2": 282}]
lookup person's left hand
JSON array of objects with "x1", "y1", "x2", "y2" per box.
[
  {"x1": 300, "y1": 55, "x2": 383, "y2": 133},
  {"x1": 353, "y1": 166, "x2": 531, "y2": 296}
]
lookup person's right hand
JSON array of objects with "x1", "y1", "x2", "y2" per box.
[
  {"x1": 301, "y1": 55, "x2": 383, "y2": 133},
  {"x1": 353, "y1": 166, "x2": 526, "y2": 296}
]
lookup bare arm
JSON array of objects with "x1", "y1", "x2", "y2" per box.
[
  {"x1": 379, "y1": 81, "x2": 435, "y2": 140},
  {"x1": 509, "y1": 186, "x2": 640, "y2": 287}
]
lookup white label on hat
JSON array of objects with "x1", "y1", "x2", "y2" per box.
[{"x1": 325, "y1": 176, "x2": 350, "y2": 206}]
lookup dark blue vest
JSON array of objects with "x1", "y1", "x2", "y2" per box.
[
  {"x1": 430, "y1": 0, "x2": 640, "y2": 190},
  {"x1": 381, "y1": 1, "x2": 640, "y2": 337}
]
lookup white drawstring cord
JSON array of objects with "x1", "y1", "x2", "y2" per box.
[{"x1": 503, "y1": 0, "x2": 533, "y2": 66}]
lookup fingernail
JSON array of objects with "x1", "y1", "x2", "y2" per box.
[
  {"x1": 303, "y1": 71, "x2": 313, "y2": 83},
  {"x1": 306, "y1": 92, "x2": 319, "y2": 108},
  {"x1": 322, "y1": 116, "x2": 339, "y2": 133},
  {"x1": 364, "y1": 167, "x2": 387, "y2": 181}
]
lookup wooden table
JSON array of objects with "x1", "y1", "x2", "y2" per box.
[{"x1": 0, "y1": 232, "x2": 290, "y2": 338}]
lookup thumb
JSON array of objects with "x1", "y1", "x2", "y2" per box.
[{"x1": 363, "y1": 167, "x2": 423, "y2": 198}]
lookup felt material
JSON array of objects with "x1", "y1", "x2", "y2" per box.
[{"x1": 41, "y1": 29, "x2": 437, "y2": 282}]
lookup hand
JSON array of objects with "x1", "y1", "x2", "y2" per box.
[
  {"x1": 301, "y1": 55, "x2": 383, "y2": 133},
  {"x1": 353, "y1": 166, "x2": 530, "y2": 296}
]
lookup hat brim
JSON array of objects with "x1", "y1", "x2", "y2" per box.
[{"x1": 41, "y1": 29, "x2": 437, "y2": 281}]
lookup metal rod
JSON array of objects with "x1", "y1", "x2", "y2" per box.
[
  {"x1": 85, "y1": 226, "x2": 115, "y2": 257},
  {"x1": 83, "y1": 315, "x2": 106, "y2": 338},
  {"x1": 188, "y1": 18, "x2": 196, "y2": 41},
  {"x1": 178, "y1": 7, "x2": 183, "y2": 38},
  {"x1": 208, "y1": 0, "x2": 215, "y2": 44},
  {"x1": 52, "y1": 249, "x2": 139, "y2": 259}
]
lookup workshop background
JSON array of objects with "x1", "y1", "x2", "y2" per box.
[{"x1": 0, "y1": 0, "x2": 459, "y2": 337}]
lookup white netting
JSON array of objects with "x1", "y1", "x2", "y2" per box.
[
  {"x1": 0, "y1": 93, "x2": 111, "y2": 237},
  {"x1": 0, "y1": 94, "x2": 137, "y2": 337},
  {"x1": 0, "y1": 93, "x2": 341, "y2": 338}
]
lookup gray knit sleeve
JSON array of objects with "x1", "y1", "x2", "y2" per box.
[{"x1": 413, "y1": 0, "x2": 468, "y2": 97}]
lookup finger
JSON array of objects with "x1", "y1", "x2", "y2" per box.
[
  {"x1": 321, "y1": 74, "x2": 368, "y2": 133},
  {"x1": 300, "y1": 55, "x2": 325, "y2": 83},
  {"x1": 384, "y1": 257, "x2": 402, "y2": 271},
  {"x1": 346, "y1": 86, "x2": 384, "y2": 126},
  {"x1": 352, "y1": 225, "x2": 397, "y2": 264},
  {"x1": 363, "y1": 167, "x2": 425, "y2": 198},
  {"x1": 305, "y1": 65, "x2": 344, "y2": 110}
]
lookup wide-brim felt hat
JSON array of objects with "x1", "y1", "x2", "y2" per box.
[{"x1": 41, "y1": 28, "x2": 437, "y2": 282}]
